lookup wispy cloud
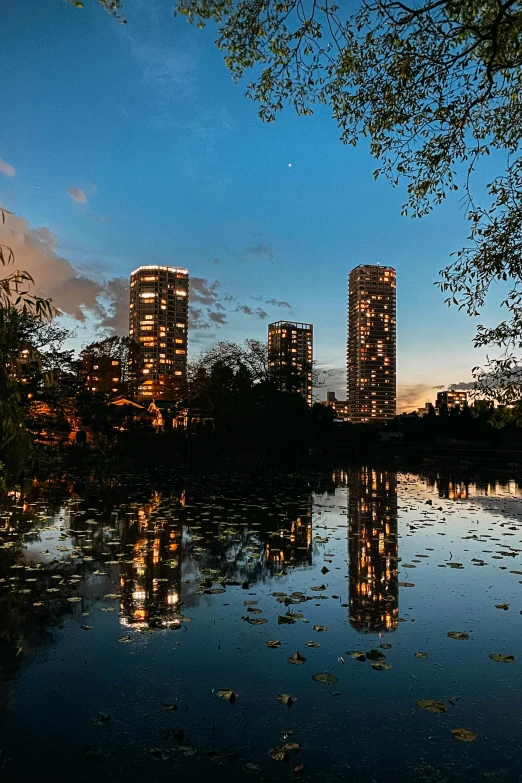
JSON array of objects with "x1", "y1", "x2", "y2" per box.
[
  {"x1": 68, "y1": 187, "x2": 87, "y2": 204},
  {"x1": 236, "y1": 304, "x2": 269, "y2": 319},
  {"x1": 448, "y1": 380, "x2": 475, "y2": 390},
  {"x1": 266, "y1": 298, "x2": 291, "y2": 309},
  {"x1": 86, "y1": 212, "x2": 110, "y2": 225},
  {"x1": 240, "y1": 242, "x2": 276, "y2": 264},
  {"x1": 0, "y1": 159, "x2": 16, "y2": 178}
]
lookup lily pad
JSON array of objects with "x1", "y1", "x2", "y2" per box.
[
  {"x1": 276, "y1": 693, "x2": 296, "y2": 706},
  {"x1": 216, "y1": 689, "x2": 238, "y2": 703},
  {"x1": 414, "y1": 651, "x2": 429, "y2": 659},
  {"x1": 489, "y1": 653, "x2": 515, "y2": 663},
  {"x1": 313, "y1": 625, "x2": 328, "y2": 632},
  {"x1": 447, "y1": 631, "x2": 469, "y2": 640},
  {"x1": 287, "y1": 651, "x2": 306, "y2": 665},
  {"x1": 312, "y1": 672, "x2": 338, "y2": 684},
  {"x1": 371, "y1": 661, "x2": 392, "y2": 671},
  {"x1": 450, "y1": 728, "x2": 477, "y2": 742},
  {"x1": 266, "y1": 639, "x2": 281, "y2": 648},
  {"x1": 417, "y1": 699, "x2": 447, "y2": 714}
]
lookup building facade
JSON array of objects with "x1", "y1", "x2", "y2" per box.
[
  {"x1": 81, "y1": 353, "x2": 122, "y2": 397},
  {"x1": 347, "y1": 265, "x2": 396, "y2": 422},
  {"x1": 268, "y1": 321, "x2": 313, "y2": 406},
  {"x1": 435, "y1": 390, "x2": 467, "y2": 409},
  {"x1": 129, "y1": 265, "x2": 189, "y2": 400}
]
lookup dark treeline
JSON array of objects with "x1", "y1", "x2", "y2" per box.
[{"x1": 2, "y1": 299, "x2": 522, "y2": 487}]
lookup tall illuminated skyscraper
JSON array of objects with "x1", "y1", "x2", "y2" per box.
[
  {"x1": 347, "y1": 265, "x2": 396, "y2": 422},
  {"x1": 129, "y1": 265, "x2": 189, "y2": 400},
  {"x1": 268, "y1": 320, "x2": 313, "y2": 406}
]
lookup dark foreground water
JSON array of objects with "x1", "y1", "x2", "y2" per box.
[{"x1": 1, "y1": 465, "x2": 522, "y2": 782}]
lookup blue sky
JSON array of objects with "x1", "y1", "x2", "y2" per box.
[{"x1": 0, "y1": 0, "x2": 503, "y2": 408}]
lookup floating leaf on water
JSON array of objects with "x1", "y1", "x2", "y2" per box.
[
  {"x1": 81, "y1": 625, "x2": 92, "y2": 630},
  {"x1": 380, "y1": 643, "x2": 392, "y2": 649},
  {"x1": 287, "y1": 651, "x2": 306, "y2": 665},
  {"x1": 306, "y1": 641, "x2": 320, "y2": 648},
  {"x1": 366, "y1": 649, "x2": 386, "y2": 661},
  {"x1": 268, "y1": 747, "x2": 289, "y2": 762},
  {"x1": 313, "y1": 625, "x2": 328, "y2": 632},
  {"x1": 321, "y1": 566, "x2": 329, "y2": 574},
  {"x1": 371, "y1": 661, "x2": 392, "y2": 671},
  {"x1": 312, "y1": 672, "x2": 338, "y2": 684},
  {"x1": 347, "y1": 651, "x2": 366, "y2": 662},
  {"x1": 276, "y1": 693, "x2": 296, "y2": 707},
  {"x1": 266, "y1": 639, "x2": 281, "y2": 648},
  {"x1": 243, "y1": 762, "x2": 262, "y2": 774},
  {"x1": 206, "y1": 748, "x2": 239, "y2": 765},
  {"x1": 216, "y1": 689, "x2": 238, "y2": 703},
  {"x1": 67, "y1": 597, "x2": 81, "y2": 602},
  {"x1": 417, "y1": 699, "x2": 447, "y2": 714},
  {"x1": 242, "y1": 616, "x2": 267, "y2": 625},
  {"x1": 278, "y1": 614, "x2": 295, "y2": 624},
  {"x1": 118, "y1": 635, "x2": 132, "y2": 643},
  {"x1": 99, "y1": 607, "x2": 114, "y2": 612},
  {"x1": 495, "y1": 603, "x2": 509, "y2": 610},
  {"x1": 398, "y1": 582, "x2": 415, "y2": 587},
  {"x1": 489, "y1": 653, "x2": 515, "y2": 663},
  {"x1": 310, "y1": 585, "x2": 326, "y2": 592},
  {"x1": 447, "y1": 631, "x2": 469, "y2": 640},
  {"x1": 414, "y1": 651, "x2": 429, "y2": 659},
  {"x1": 450, "y1": 728, "x2": 477, "y2": 742}
]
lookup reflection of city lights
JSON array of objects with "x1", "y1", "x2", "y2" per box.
[
  {"x1": 166, "y1": 591, "x2": 178, "y2": 605},
  {"x1": 132, "y1": 590, "x2": 146, "y2": 602}
]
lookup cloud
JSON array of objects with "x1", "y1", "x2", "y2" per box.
[
  {"x1": 448, "y1": 380, "x2": 476, "y2": 390},
  {"x1": 191, "y1": 277, "x2": 221, "y2": 306},
  {"x1": 68, "y1": 187, "x2": 87, "y2": 204},
  {"x1": 0, "y1": 159, "x2": 16, "y2": 178},
  {"x1": 209, "y1": 310, "x2": 227, "y2": 325},
  {"x1": 266, "y1": 298, "x2": 291, "y2": 309},
  {"x1": 240, "y1": 242, "x2": 276, "y2": 263},
  {"x1": 86, "y1": 212, "x2": 110, "y2": 225},
  {"x1": 0, "y1": 209, "x2": 127, "y2": 334},
  {"x1": 211, "y1": 257, "x2": 220, "y2": 265},
  {"x1": 397, "y1": 384, "x2": 434, "y2": 413},
  {"x1": 236, "y1": 304, "x2": 269, "y2": 319},
  {"x1": 321, "y1": 367, "x2": 346, "y2": 397}
]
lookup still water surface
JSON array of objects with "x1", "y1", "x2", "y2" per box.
[{"x1": 1, "y1": 466, "x2": 522, "y2": 782}]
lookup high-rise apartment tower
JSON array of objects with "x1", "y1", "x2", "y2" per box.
[
  {"x1": 268, "y1": 320, "x2": 313, "y2": 406},
  {"x1": 129, "y1": 265, "x2": 189, "y2": 400},
  {"x1": 347, "y1": 265, "x2": 396, "y2": 422}
]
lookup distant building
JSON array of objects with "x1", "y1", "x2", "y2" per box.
[
  {"x1": 129, "y1": 265, "x2": 189, "y2": 400},
  {"x1": 268, "y1": 320, "x2": 313, "y2": 406},
  {"x1": 82, "y1": 353, "x2": 122, "y2": 396},
  {"x1": 436, "y1": 390, "x2": 468, "y2": 409},
  {"x1": 322, "y1": 391, "x2": 349, "y2": 420},
  {"x1": 347, "y1": 265, "x2": 396, "y2": 422}
]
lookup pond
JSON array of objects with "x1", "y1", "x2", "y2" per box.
[{"x1": 0, "y1": 465, "x2": 521, "y2": 782}]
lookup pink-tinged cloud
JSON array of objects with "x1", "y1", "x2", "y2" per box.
[
  {"x1": 0, "y1": 159, "x2": 16, "y2": 178},
  {"x1": 0, "y1": 209, "x2": 127, "y2": 334},
  {"x1": 67, "y1": 187, "x2": 87, "y2": 204}
]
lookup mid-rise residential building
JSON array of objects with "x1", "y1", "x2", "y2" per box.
[
  {"x1": 129, "y1": 265, "x2": 189, "y2": 400},
  {"x1": 82, "y1": 353, "x2": 122, "y2": 396},
  {"x1": 268, "y1": 320, "x2": 313, "y2": 406},
  {"x1": 347, "y1": 265, "x2": 396, "y2": 422},
  {"x1": 323, "y1": 391, "x2": 349, "y2": 420},
  {"x1": 436, "y1": 390, "x2": 468, "y2": 409}
]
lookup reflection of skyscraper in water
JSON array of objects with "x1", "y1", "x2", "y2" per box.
[
  {"x1": 348, "y1": 468, "x2": 398, "y2": 633},
  {"x1": 119, "y1": 491, "x2": 183, "y2": 627}
]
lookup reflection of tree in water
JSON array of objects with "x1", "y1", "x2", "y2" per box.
[
  {"x1": 348, "y1": 468, "x2": 398, "y2": 634},
  {"x1": 182, "y1": 494, "x2": 313, "y2": 585}
]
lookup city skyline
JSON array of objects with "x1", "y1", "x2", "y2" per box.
[{"x1": 0, "y1": 0, "x2": 496, "y2": 412}]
